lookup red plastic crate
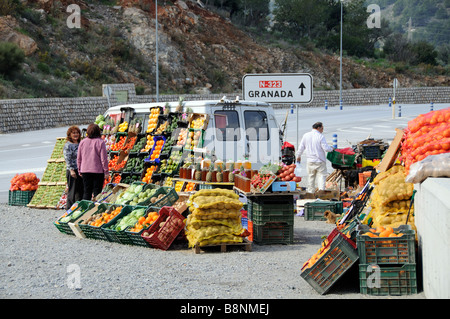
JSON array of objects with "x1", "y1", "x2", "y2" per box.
[{"x1": 141, "y1": 206, "x2": 185, "y2": 250}]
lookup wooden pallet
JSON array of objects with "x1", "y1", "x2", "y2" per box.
[{"x1": 193, "y1": 238, "x2": 252, "y2": 254}]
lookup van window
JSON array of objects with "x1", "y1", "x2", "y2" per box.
[
  {"x1": 244, "y1": 111, "x2": 269, "y2": 141},
  {"x1": 214, "y1": 110, "x2": 241, "y2": 141}
]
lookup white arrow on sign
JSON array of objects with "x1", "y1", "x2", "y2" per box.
[{"x1": 242, "y1": 73, "x2": 313, "y2": 104}]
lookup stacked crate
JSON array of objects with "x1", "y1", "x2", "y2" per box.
[
  {"x1": 304, "y1": 200, "x2": 343, "y2": 221},
  {"x1": 247, "y1": 195, "x2": 294, "y2": 245},
  {"x1": 356, "y1": 224, "x2": 418, "y2": 296}
]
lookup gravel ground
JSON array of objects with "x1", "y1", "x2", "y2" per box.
[{"x1": 0, "y1": 203, "x2": 425, "y2": 301}]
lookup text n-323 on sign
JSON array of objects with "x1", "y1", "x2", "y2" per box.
[{"x1": 242, "y1": 73, "x2": 313, "y2": 104}]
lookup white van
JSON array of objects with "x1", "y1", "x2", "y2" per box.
[{"x1": 103, "y1": 98, "x2": 283, "y2": 169}]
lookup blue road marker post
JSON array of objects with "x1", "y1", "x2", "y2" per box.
[
  {"x1": 333, "y1": 134, "x2": 338, "y2": 148},
  {"x1": 325, "y1": 100, "x2": 328, "y2": 110},
  {"x1": 389, "y1": 97, "x2": 392, "y2": 107},
  {"x1": 290, "y1": 103, "x2": 294, "y2": 114},
  {"x1": 340, "y1": 99, "x2": 343, "y2": 110},
  {"x1": 398, "y1": 105, "x2": 402, "y2": 117},
  {"x1": 430, "y1": 102, "x2": 434, "y2": 112}
]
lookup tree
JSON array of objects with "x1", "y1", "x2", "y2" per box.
[
  {"x1": 0, "y1": 42, "x2": 25, "y2": 77},
  {"x1": 410, "y1": 40, "x2": 438, "y2": 65},
  {"x1": 383, "y1": 33, "x2": 413, "y2": 62},
  {"x1": 273, "y1": 0, "x2": 330, "y2": 39}
]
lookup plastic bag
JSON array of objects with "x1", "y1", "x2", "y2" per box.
[
  {"x1": 294, "y1": 162, "x2": 302, "y2": 176},
  {"x1": 405, "y1": 153, "x2": 450, "y2": 184}
]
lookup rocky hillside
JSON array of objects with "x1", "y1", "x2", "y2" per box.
[{"x1": 0, "y1": 0, "x2": 448, "y2": 99}]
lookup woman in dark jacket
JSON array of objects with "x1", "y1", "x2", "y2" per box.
[{"x1": 63, "y1": 125, "x2": 84, "y2": 210}]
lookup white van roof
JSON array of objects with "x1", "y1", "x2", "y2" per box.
[{"x1": 104, "y1": 99, "x2": 271, "y2": 116}]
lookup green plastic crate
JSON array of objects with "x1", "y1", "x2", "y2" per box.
[
  {"x1": 248, "y1": 199, "x2": 294, "y2": 225},
  {"x1": 124, "y1": 206, "x2": 161, "y2": 247},
  {"x1": 356, "y1": 224, "x2": 416, "y2": 265},
  {"x1": 152, "y1": 186, "x2": 179, "y2": 208},
  {"x1": 252, "y1": 222, "x2": 293, "y2": 245},
  {"x1": 301, "y1": 229, "x2": 359, "y2": 295},
  {"x1": 359, "y1": 263, "x2": 418, "y2": 296},
  {"x1": 78, "y1": 203, "x2": 112, "y2": 240},
  {"x1": 327, "y1": 150, "x2": 356, "y2": 167},
  {"x1": 9, "y1": 190, "x2": 36, "y2": 206},
  {"x1": 304, "y1": 200, "x2": 343, "y2": 221},
  {"x1": 102, "y1": 205, "x2": 147, "y2": 245},
  {"x1": 55, "y1": 200, "x2": 96, "y2": 236}
]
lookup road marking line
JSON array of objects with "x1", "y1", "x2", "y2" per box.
[{"x1": 0, "y1": 167, "x2": 46, "y2": 175}]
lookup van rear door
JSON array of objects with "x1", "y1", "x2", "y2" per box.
[
  {"x1": 207, "y1": 105, "x2": 246, "y2": 163},
  {"x1": 241, "y1": 107, "x2": 280, "y2": 168}
]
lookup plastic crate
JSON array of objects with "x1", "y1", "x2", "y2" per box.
[
  {"x1": 327, "y1": 150, "x2": 356, "y2": 167},
  {"x1": 356, "y1": 224, "x2": 416, "y2": 265},
  {"x1": 248, "y1": 199, "x2": 294, "y2": 225},
  {"x1": 102, "y1": 205, "x2": 147, "y2": 245},
  {"x1": 135, "y1": 183, "x2": 161, "y2": 206},
  {"x1": 358, "y1": 171, "x2": 372, "y2": 187},
  {"x1": 359, "y1": 263, "x2": 418, "y2": 296},
  {"x1": 304, "y1": 200, "x2": 343, "y2": 221},
  {"x1": 152, "y1": 186, "x2": 179, "y2": 208},
  {"x1": 54, "y1": 200, "x2": 96, "y2": 236},
  {"x1": 362, "y1": 145, "x2": 383, "y2": 160},
  {"x1": 247, "y1": 195, "x2": 294, "y2": 221},
  {"x1": 124, "y1": 206, "x2": 161, "y2": 247},
  {"x1": 252, "y1": 222, "x2": 293, "y2": 245},
  {"x1": 142, "y1": 206, "x2": 186, "y2": 250},
  {"x1": 300, "y1": 229, "x2": 359, "y2": 295},
  {"x1": 8, "y1": 190, "x2": 36, "y2": 206},
  {"x1": 79, "y1": 204, "x2": 128, "y2": 241}
]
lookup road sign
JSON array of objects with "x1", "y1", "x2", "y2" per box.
[{"x1": 242, "y1": 73, "x2": 313, "y2": 104}]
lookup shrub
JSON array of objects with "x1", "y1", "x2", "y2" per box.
[{"x1": 0, "y1": 42, "x2": 25, "y2": 76}]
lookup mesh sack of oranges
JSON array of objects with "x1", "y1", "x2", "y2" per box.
[{"x1": 402, "y1": 107, "x2": 450, "y2": 175}]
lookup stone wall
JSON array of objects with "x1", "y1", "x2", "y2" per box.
[{"x1": 1, "y1": 85, "x2": 449, "y2": 133}]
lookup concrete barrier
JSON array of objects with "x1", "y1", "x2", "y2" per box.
[{"x1": 415, "y1": 178, "x2": 450, "y2": 299}]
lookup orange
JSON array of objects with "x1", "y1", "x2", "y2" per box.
[
  {"x1": 375, "y1": 226, "x2": 385, "y2": 233},
  {"x1": 363, "y1": 232, "x2": 377, "y2": 238},
  {"x1": 388, "y1": 233, "x2": 398, "y2": 237},
  {"x1": 379, "y1": 229, "x2": 393, "y2": 237}
]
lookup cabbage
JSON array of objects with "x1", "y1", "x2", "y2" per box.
[
  {"x1": 95, "y1": 114, "x2": 105, "y2": 123},
  {"x1": 135, "y1": 185, "x2": 143, "y2": 194}
]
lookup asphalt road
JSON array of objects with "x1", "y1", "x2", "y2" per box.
[{"x1": 1, "y1": 102, "x2": 447, "y2": 203}]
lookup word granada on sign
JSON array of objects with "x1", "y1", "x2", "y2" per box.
[{"x1": 259, "y1": 80, "x2": 282, "y2": 88}]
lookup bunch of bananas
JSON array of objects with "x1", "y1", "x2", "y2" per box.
[{"x1": 118, "y1": 121, "x2": 128, "y2": 132}]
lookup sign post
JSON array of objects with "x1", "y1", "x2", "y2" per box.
[
  {"x1": 392, "y1": 78, "x2": 398, "y2": 119},
  {"x1": 242, "y1": 73, "x2": 313, "y2": 104},
  {"x1": 242, "y1": 73, "x2": 313, "y2": 156}
]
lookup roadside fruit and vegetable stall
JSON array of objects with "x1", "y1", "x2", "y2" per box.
[{"x1": 7, "y1": 105, "x2": 450, "y2": 296}]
